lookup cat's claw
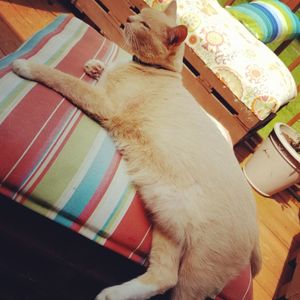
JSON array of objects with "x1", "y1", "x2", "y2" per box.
[
  {"x1": 84, "y1": 59, "x2": 105, "y2": 80},
  {"x1": 12, "y1": 59, "x2": 33, "y2": 79}
]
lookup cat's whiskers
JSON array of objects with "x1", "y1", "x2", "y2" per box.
[
  {"x1": 124, "y1": 25, "x2": 136, "y2": 53},
  {"x1": 123, "y1": 26, "x2": 131, "y2": 50},
  {"x1": 125, "y1": 24, "x2": 140, "y2": 54}
]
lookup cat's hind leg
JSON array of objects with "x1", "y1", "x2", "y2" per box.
[
  {"x1": 95, "y1": 227, "x2": 183, "y2": 300},
  {"x1": 13, "y1": 59, "x2": 114, "y2": 120},
  {"x1": 84, "y1": 59, "x2": 105, "y2": 80}
]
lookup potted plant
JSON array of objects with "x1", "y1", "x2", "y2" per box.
[{"x1": 243, "y1": 123, "x2": 300, "y2": 197}]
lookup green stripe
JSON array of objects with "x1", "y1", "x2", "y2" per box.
[
  {"x1": 24, "y1": 199, "x2": 54, "y2": 217},
  {"x1": 0, "y1": 81, "x2": 33, "y2": 116},
  {"x1": 26, "y1": 116, "x2": 103, "y2": 207}
]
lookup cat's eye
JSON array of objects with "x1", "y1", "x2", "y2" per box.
[{"x1": 140, "y1": 21, "x2": 150, "y2": 29}]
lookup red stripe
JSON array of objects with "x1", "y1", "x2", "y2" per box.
[
  {"x1": 54, "y1": 27, "x2": 107, "y2": 76},
  {"x1": 0, "y1": 92, "x2": 74, "y2": 182},
  {"x1": 129, "y1": 253, "x2": 148, "y2": 265},
  {"x1": 0, "y1": 15, "x2": 72, "y2": 78},
  {"x1": 129, "y1": 225, "x2": 152, "y2": 263},
  {"x1": 103, "y1": 193, "x2": 152, "y2": 260},
  {"x1": 70, "y1": 151, "x2": 123, "y2": 232},
  {"x1": 94, "y1": 38, "x2": 117, "y2": 64},
  {"x1": 101, "y1": 239, "x2": 133, "y2": 261}
]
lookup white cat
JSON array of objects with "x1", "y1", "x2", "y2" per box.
[{"x1": 13, "y1": 1, "x2": 261, "y2": 299}]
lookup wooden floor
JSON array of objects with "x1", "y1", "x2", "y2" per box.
[
  {"x1": 0, "y1": 1, "x2": 300, "y2": 299},
  {"x1": 0, "y1": 0, "x2": 70, "y2": 58}
]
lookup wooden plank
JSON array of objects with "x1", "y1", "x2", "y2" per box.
[
  {"x1": 100, "y1": 0, "x2": 133, "y2": 24},
  {"x1": 7, "y1": 0, "x2": 54, "y2": 39},
  {"x1": 23, "y1": 0, "x2": 69, "y2": 17},
  {"x1": 127, "y1": 0, "x2": 148, "y2": 10},
  {"x1": 282, "y1": 0, "x2": 300, "y2": 11},
  {"x1": 274, "y1": 39, "x2": 294, "y2": 56},
  {"x1": 0, "y1": 0, "x2": 65, "y2": 43},
  {"x1": 184, "y1": 46, "x2": 259, "y2": 130},
  {"x1": 254, "y1": 190, "x2": 300, "y2": 250},
  {"x1": 74, "y1": 0, "x2": 125, "y2": 48},
  {"x1": 0, "y1": 15, "x2": 22, "y2": 55},
  {"x1": 253, "y1": 280, "x2": 272, "y2": 300},
  {"x1": 0, "y1": 0, "x2": 32, "y2": 41},
  {"x1": 0, "y1": 49, "x2": 5, "y2": 59},
  {"x1": 288, "y1": 112, "x2": 300, "y2": 125},
  {"x1": 259, "y1": 222, "x2": 290, "y2": 271},
  {"x1": 223, "y1": 0, "x2": 236, "y2": 6},
  {"x1": 289, "y1": 55, "x2": 300, "y2": 71},
  {"x1": 256, "y1": 223, "x2": 290, "y2": 294}
]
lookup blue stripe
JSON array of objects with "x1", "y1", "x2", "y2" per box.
[
  {"x1": 0, "y1": 15, "x2": 68, "y2": 70},
  {"x1": 247, "y1": 4, "x2": 273, "y2": 42},
  {"x1": 55, "y1": 135, "x2": 116, "y2": 226},
  {"x1": 252, "y1": 3, "x2": 279, "y2": 42},
  {"x1": 257, "y1": 3, "x2": 283, "y2": 40}
]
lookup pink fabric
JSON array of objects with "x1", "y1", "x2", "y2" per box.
[{"x1": 216, "y1": 266, "x2": 253, "y2": 300}]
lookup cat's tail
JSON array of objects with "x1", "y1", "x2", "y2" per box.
[{"x1": 250, "y1": 238, "x2": 262, "y2": 277}]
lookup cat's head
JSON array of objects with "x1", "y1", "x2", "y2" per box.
[{"x1": 124, "y1": 1, "x2": 188, "y2": 72}]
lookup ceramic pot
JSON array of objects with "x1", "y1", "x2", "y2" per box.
[{"x1": 243, "y1": 123, "x2": 300, "y2": 196}]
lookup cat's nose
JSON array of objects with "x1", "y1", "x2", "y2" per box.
[{"x1": 126, "y1": 16, "x2": 134, "y2": 23}]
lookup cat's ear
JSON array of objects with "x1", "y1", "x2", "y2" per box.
[
  {"x1": 167, "y1": 25, "x2": 188, "y2": 47},
  {"x1": 164, "y1": 0, "x2": 177, "y2": 19}
]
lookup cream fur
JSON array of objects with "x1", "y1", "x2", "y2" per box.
[{"x1": 12, "y1": 1, "x2": 261, "y2": 299}]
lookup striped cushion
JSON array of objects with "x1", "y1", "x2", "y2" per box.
[
  {"x1": 0, "y1": 14, "x2": 151, "y2": 264},
  {"x1": 0, "y1": 15, "x2": 253, "y2": 299},
  {"x1": 226, "y1": 0, "x2": 300, "y2": 43}
]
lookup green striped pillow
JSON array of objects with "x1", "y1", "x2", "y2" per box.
[{"x1": 226, "y1": 0, "x2": 300, "y2": 43}]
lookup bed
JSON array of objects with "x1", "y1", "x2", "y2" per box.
[
  {"x1": 0, "y1": 14, "x2": 253, "y2": 299},
  {"x1": 70, "y1": 0, "x2": 300, "y2": 145}
]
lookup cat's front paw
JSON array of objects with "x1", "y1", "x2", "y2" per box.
[
  {"x1": 12, "y1": 59, "x2": 33, "y2": 80},
  {"x1": 84, "y1": 59, "x2": 105, "y2": 80},
  {"x1": 95, "y1": 286, "x2": 123, "y2": 300}
]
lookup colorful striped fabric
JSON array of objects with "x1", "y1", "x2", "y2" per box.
[
  {"x1": 0, "y1": 14, "x2": 253, "y2": 299},
  {"x1": 0, "y1": 14, "x2": 152, "y2": 265},
  {"x1": 226, "y1": 0, "x2": 300, "y2": 43}
]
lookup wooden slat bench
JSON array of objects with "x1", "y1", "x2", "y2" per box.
[{"x1": 69, "y1": 0, "x2": 300, "y2": 146}]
